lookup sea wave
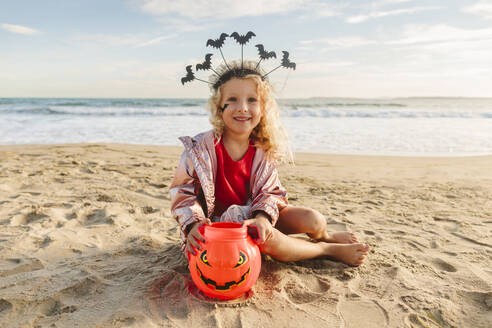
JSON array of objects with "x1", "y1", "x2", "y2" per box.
[
  {"x1": 1, "y1": 97, "x2": 491, "y2": 119},
  {"x1": 283, "y1": 108, "x2": 492, "y2": 119},
  {"x1": 2, "y1": 106, "x2": 208, "y2": 117},
  {"x1": 284, "y1": 102, "x2": 406, "y2": 109},
  {"x1": 1, "y1": 105, "x2": 491, "y2": 119},
  {"x1": 0, "y1": 98, "x2": 204, "y2": 108}
]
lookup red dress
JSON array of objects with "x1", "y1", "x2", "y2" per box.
[{"x1": 213, "y1": 138, "x2": 256, "y2": 218}]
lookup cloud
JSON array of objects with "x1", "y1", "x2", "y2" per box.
[
  {"x1": 154, "y1": 17, "x2": 221, "y2": 32},
  {"x1": 138, "y1": 0, "x2": 307, "y2": 19},
  {"x1": 296, "y1": 1, "x2": 345, "y2": 19},
  {"x1": 380, "y1": 24, "x2": 492, "y2": 82},
  {"x1": 346, "y1": 6, "x2": 440, "y2": 23},
  {"x1": 298, "y1": 61, "x2": 357, "y2": 74},
  {"x1": 135, "y1": 34, "x2": 177, "y2": 47},
  {"x1": 374, "y1": 0, "x2": 413, "y2": 6},
  {"x1": 463, "y1": 1, "x2": 492, "y2": 19},
  {"x1": 0, "y1": 23, "x2": 39, "y2": 35},
  {"x1": 70, "y1": 33, "x2": 176, "y2": 48},
  {"x1": 300, "y1": 36, "x2": 376, "y2": 48},
  {"x1": 387, "y1": 24, "x2": 492, "y2": 45},
  {"x1": 70, "y1": 34, "x2": 142, "y2": 47}
]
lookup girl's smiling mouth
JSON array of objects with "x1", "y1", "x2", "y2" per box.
[{"x1": 234, "y1": 117, "x2": 251, "y2": 121}]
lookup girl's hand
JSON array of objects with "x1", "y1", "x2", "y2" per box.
[
  {"x1": 243, "y1": 214, "x2": 273, "y2": 244},
  {"x1": 185, "y1": 219, "x2": 211, "y2": 258}
]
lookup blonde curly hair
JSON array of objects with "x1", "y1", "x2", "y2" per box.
[{"x1": 206, "y1": 61, "x2": 293, "y2": 163}]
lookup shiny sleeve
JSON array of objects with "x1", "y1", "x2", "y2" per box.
[
  {"x1": 249, "y1": 159, "x2": 288, "y2": 227},
  {"x1": 169, "y1": 151, "x2": 207, "y2": 245}
]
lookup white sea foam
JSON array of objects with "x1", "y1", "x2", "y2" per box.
[{"x1": 1, "y1": 97, "x2": 491, "y2": 156}]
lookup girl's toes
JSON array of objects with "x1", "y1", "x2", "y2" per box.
[
  {"x1": 355, "y1": 243, "x2": 368, "y2": 251},
  {"x1": 354, "y1": 259, "x2": 363, "y2": 266},
  {"x1": 355, "y1": 255, "x2": 366, "y2": 265}
]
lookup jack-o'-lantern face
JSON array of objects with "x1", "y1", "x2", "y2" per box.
[
  {"x1": 188, "y1": 222, "x2": 261, "y2": 300},
  {"x1": 196, "y1": 250, "x2": 250, "y2": 291}
]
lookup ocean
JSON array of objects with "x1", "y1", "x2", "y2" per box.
[{"x1": 1, "y1": 97, "x2": 491, "y2": 156}]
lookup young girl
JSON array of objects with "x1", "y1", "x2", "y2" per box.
[{"x1": 170, "y1": 60, "x2": 369, "y2": 266}]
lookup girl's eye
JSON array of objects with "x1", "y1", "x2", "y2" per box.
[
  {"x1": 227, "y1": 97, "x2": 237, "y2": 102},
  {"x1": 248, "y1": 98, "x2": 257, "y2": 103}
]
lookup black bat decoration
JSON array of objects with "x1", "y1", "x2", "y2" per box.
[
  {"x1": 196, "y1": 53, "x2": 220, "y2": 77},
  {"x1": 230, "y1": 31, "x2": 256, "y2": 70},
  {"x1": 255, "y1": 44, "x2": 276, "y2": 60},
  {"x1": 262, "y1": 50, "x2": 296, "y2": 78},
  {"x1": 196, "y1": 54, "x2": 213, "y2": 71},
  {"x1": 206, "y1": 33, "x2": 230, "y2": 69},
  {"x1": 281, "y1": 51, "x2": 296, "y2": 70},
  {"x1": 181, "y1": 65, "x2": 212, "y2": 86},
  {"x1": 206, "y1": 33, "x2": 229, "y2": 49},
  {"x1": 230, "y1": 31, "x2": 256, "y2": 45},
  {"x1": 181, "y1": 31, "x2": 296, "y2": 87},
  {"x1": 181, "y1": 65, "x2": 195, "y2": 85}
]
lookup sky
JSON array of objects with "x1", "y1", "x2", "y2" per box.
[{"x1": 1, "y1": 0, "x2": 492, "y2": 98}]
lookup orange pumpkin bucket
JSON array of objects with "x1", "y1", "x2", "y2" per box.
[{"x1": 188, "y1": 222, "x2": 261, "y2": 300}]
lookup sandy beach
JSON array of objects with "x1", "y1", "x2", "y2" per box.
[{"x1": 0, "y1": 143, "x2": 491, "y2": 327}]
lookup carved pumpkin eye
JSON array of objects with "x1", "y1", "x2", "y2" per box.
[
  {"x1": 200, "y1": 250, "x2": 211, "y2": 266},
  {"x1": 234, "y1": 251, "x2": 247, "y2": 268}
]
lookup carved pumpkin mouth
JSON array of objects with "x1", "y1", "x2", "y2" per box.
[{"x1": 196, "y1": 264, "x2": 251, "y2": 291}]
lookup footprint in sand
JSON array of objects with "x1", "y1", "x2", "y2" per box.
[
  {"x1": 339, "y1": 300, "x2": 389, "y2": 328},
  {"x1": 431, "y1": 258, "x2": 457, "y2": 273},
  {"x1": 11, "y1": 210, "x2": 49, "y2": 225},
  {"x1": 60, "y1": 276, "x2": 103, "y2": 297},
  {"x1": 457, "y1": 290, "x2": 492, "y2": 310},
  {"x1": 405, "y1": 312, "x2": 452, "y2": 328},
  {"x1": 83, "y1": 209, "x2": 115, "y2": 226},
  {"x1": 146, "y1": 270, "x2": 191, "y2": 320},
  {"x1": 326, "y1": 221, "x2": 349, "y2": 233},
  {"x1": 0, "y1": 258, "x2": 44, "y2": 277},
  {"x1": 0, "y1": 299, "x2": 13, "y2": 315},
  {"x1": 405, "y1": 313, "x2": 429, "y2": 328},
  {"x1": 283, "y1": 275, "x2": 330, "y2": 304},
  {"x1": 38, "y1": 236, "x2": 52, "y2": 248},
  {"x1": 38, "y1": 299, "x2": 77, "y2": 317},
  {"x1": 141, "y1": 206, "x2": 159, "y2": 214},
  {"x1": 486, "y1": 293, "x2": 492, "y2": 310}
]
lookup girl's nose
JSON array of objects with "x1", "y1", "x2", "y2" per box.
[{"x1": 237, "y1": 99, "x2": 248, "y2": 112}]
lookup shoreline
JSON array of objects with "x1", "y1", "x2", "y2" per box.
[
  {"x1": 1, "y1": 143, "x2": 491, "y2": 327},
  {"x1": 2, "y1": 142, "x2": 492, "y2": 159}
]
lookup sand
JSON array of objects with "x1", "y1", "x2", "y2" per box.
[{"x1": 0, "y1": 143, "x2": 491, "y2": 328}]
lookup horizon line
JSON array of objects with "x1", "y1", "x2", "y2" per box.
[{"x1": 2, "y1": 96, "x2": 492, "y2": 100}]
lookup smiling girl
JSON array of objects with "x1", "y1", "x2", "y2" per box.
[{"x1": 170, "y1": 60, "x2": 369, "y2": 266}]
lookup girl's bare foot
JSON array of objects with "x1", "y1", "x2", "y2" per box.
[
  {"x1": 324, "y1": 243, "x2": 369, "y2": 266},
  {"x1": 319, "y1": 231, "x2": 358, "y2": 244}
]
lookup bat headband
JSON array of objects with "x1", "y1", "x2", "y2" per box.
[{"x1": 180, "y1": 31, "x2": 296, "y2": 91}]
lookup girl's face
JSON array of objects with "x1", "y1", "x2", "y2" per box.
[{"x1": 219, "y1": 78, "x2": 262, "y2": 139}]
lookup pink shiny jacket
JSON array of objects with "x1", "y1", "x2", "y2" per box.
[{"x1": 169, "y1": 130, "x2": 288, "y2": 251}]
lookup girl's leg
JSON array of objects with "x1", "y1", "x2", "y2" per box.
[
  {"x1": 276, "y1": 205, "x2": 358, "y2": 243},
  {"x1": 259, "y1": 227, "x2": 369, "y2": 266}
]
